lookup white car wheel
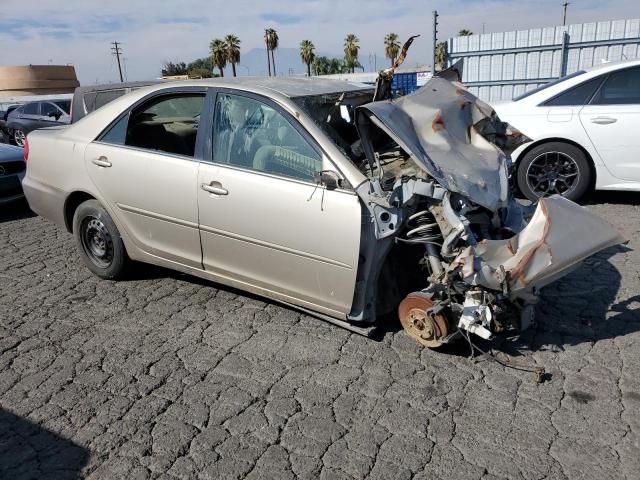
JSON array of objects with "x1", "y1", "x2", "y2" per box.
[{"x1": 518, "y1": 142, "x2": 591, "y2": 202}]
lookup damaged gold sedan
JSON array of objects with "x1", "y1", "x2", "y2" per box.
[{"x1": 23, "y1": 55, "x2": 622, "y2": 348}]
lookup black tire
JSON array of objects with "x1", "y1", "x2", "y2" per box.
[
  {"x1": 72, "y1": 200, "x2": 128, "y2": 279},
  {"x1": 517, "y1": 142, "x2": 592, "y2": 202}
]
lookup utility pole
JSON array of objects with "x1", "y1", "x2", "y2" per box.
[
  {"x1": 432, "y1": 11, "x2": 438, "y2": 73},
  {"x1": 111, "y1": 41, "x2": 124, "y2": 82},
  {"x1": 562, "y1": 2, "x2": 570, "y2": 26}
]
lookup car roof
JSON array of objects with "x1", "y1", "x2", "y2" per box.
[
  {"x1": 74, "y1": 80, "x2": 162, "y2": 95},
  {"x1": 584, "y1": 58, "x2": 640, "y2": 73},
  {"x1": 500, "y1": 58, "x2": 640, "y2": 105},
  {"x1": 140, "y1": 76, "x2": 375, "y2": 99}
]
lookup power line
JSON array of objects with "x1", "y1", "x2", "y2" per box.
[{"x1": 111, "y1": 41, "x2": 124, "y2": 82}]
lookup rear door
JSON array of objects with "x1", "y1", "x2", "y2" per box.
[
  {"x1": 18, "y1": 102, "x2": 41, "y2": 132},
  {"x1": 197, "y1": 89, "x2": 361, "y2": 315},
  {"x1": 579, "y1": 66, "x2": 640, "y2": 181},
  {"x1": 85, "y1": 88, "x2": 206, "y2": 268}
]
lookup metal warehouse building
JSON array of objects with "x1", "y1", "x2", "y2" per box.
[{"x1": 447, "y1": 18, "x2": 640, "y2": 102}]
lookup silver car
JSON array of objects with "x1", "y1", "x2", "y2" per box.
[{"x1": 22, "y1": 76, "x2": 622, "y2": 347}]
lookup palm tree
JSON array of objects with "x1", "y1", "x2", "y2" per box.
[
  {"x1": 384, "y1": 33, "x2": 400, "y2": 67},
  {"x1": 224, "y1": 34, "x2": 241, "y2": 77},
  {"x1": 210, "y1": 38, "x2": 227, "y2": 77},
  {"x1": 435, "y1": 41, "x2": 448, "y2": 71},
  {"x1": 264, "y1": 28, "x2": 279, "y2": 76},
  {"x1": 263, "y1": 29, "x2": 272, "y2": 76},
  {"x1": 312, "y1": 56, "x2": 330, "y2": 76},
  {"x1": 458, "y1": 29, "x2": 473, "y2": 36},
  {"x1": 299, "y1": 40, "x2": 315, "y2": 76},
  {"x1": 329, "y1": 58, "x2": 346, "y2": 74},
  {"x1": 343, "y1": 34, "x2": 360, "y2": 73},
  {"x1": 343, "y1": 57, "x2": 363, "y2": 73}
]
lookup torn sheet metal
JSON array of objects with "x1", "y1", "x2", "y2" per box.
[
  {"x1": 451, "y1": 195, "x2": 624, "y2": 296},
  {"x1": 357, "y1": 76, "x2": 529, "y2": 212}
]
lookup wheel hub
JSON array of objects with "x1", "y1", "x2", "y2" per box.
[
  {"x1": 82, "y1": 218, "x2": 114, "y2": 267},
  {"x1": 398, "y1": 293, "x2": 449, "y2": 348}
]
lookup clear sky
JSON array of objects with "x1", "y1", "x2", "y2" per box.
[{"x1": 1, "y1": 0, "x2": 637, "y2": 84}]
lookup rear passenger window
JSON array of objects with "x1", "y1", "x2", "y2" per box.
[
  {"x1": 100, "y1": 93, "x2": 205, "y2": 157},
  {"x1": 23, "y1": 103, "x2": 39, "y2": 115},
  {"x1": 212, "y1": 93, "x2": 321, "y2": 182},
  {"x1": 543, "y1": 76, "x2": 603, "y2": 106},
  {"x1": 590, "y1": 67, "x2": 640, "y2": 105},
  {"x1": 101, "y1": 115, "x2": 128, "y2": 144}
]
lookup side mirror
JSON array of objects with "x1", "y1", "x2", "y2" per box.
[
  {"x1": 48, "y1": 112, "x2": 61, "y2": 120},
  {"x1": 315, "y1": 170, "x2": 341, "y2": 190}
]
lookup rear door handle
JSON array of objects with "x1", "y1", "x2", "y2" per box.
[
  {"x1": 590, "y1": 116, "x2": 617, "y2": 125},
  {"x1": 91, "y1": 157, "x2": 112, "y2": 167},
  {"x1": 201, "y1": 182, "x2": 228, "y2": 195}
]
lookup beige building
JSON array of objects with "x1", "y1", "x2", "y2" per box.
[{"x1": 0, "y1": 65, "x2": 79, "y2": 97}]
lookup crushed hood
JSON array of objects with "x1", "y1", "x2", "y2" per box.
[{"x1": 356, "y1": 76, "x2": 527, "y2": 211}]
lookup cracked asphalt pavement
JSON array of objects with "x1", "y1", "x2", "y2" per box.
[{"x1": 1, "y1": 194, "x2": 639, "y2": 479}]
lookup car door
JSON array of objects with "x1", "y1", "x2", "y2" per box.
[
  {"x1": 85, "y1": 88, "x2": 206, "y2": 268},
  {"x1": 197, "y1": 90, "x2": 361, "y2": 315},
  {"x1": 579, "y1": 66, "x2": 640, "y2": 181},
  {"x1": 18, "y1": 102, "x2": 41, "y2": 132}
]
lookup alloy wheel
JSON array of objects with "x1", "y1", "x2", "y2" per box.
[
  {"x1": 525, "y1": 151, "x2": 580, "y2": 197},
  {"x1": 13, "y1": 129, "x2": 26, "y2": 147}
]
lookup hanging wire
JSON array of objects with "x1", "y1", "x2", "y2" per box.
[{"x1": 461, "y1": 329, "x2": 547, "y2": 383}]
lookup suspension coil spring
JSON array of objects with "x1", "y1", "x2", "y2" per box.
[{"x1": 405, "y1": 210, "x2": 443, "y2": 245}]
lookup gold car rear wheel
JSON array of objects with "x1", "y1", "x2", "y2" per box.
[{"x1": 72, "y1": 199, "x2": 129, "y2": 279}]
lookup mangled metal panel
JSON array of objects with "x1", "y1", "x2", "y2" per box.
[
  {"x1": 452, "y1": 194, "x2": 624, "y2": 296},
  {"x1": 356, "y1": 77, "x2": 523, "y2": 212}
]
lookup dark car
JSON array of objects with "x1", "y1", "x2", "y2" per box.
[
  {"x1": 0, "y1": 103, "x2": 21, "y2": 143},
  {"x1": 6, "y1": 99, "x2": 71, "y2": 147},
  {"x1": 71, "y1": 81, "x2": 160, "y2": 123},
  {"x1": 0, "y1": 143, "x2": 26, "y2": 204}
]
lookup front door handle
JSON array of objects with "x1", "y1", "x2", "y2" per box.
[
  {"x1": 590, "y1": 116, "x2": 617, "y2": 125},
  {"x1": 201, "y1": 182, "x2": 228, "y2": 195},
  {"x1": 91, "y1": 157, "x2": 112, "y2": 167}
]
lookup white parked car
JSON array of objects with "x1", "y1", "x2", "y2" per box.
[{"x1": 493, "y1": 59, "x2": 640, "y2": 201}]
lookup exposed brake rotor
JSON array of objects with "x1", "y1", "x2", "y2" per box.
[{"x1": 398, "y1": 292, "x2": 449, "y2": 348}]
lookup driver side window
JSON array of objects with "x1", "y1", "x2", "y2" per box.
[{"x1": 212, "y1": 93, "x2": 322, "y2": 182}]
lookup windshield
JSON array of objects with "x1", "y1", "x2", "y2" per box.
[{"x1": 513, "y1": 70, "x2": 586, "y2": 101}]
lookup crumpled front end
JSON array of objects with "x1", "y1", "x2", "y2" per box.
[
  {"x1": 418, "y1": 193, "x2": 624, "y2": 343},
  {"x1": 350, "y1": 67, "x2": 623, "y2": 347}
]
